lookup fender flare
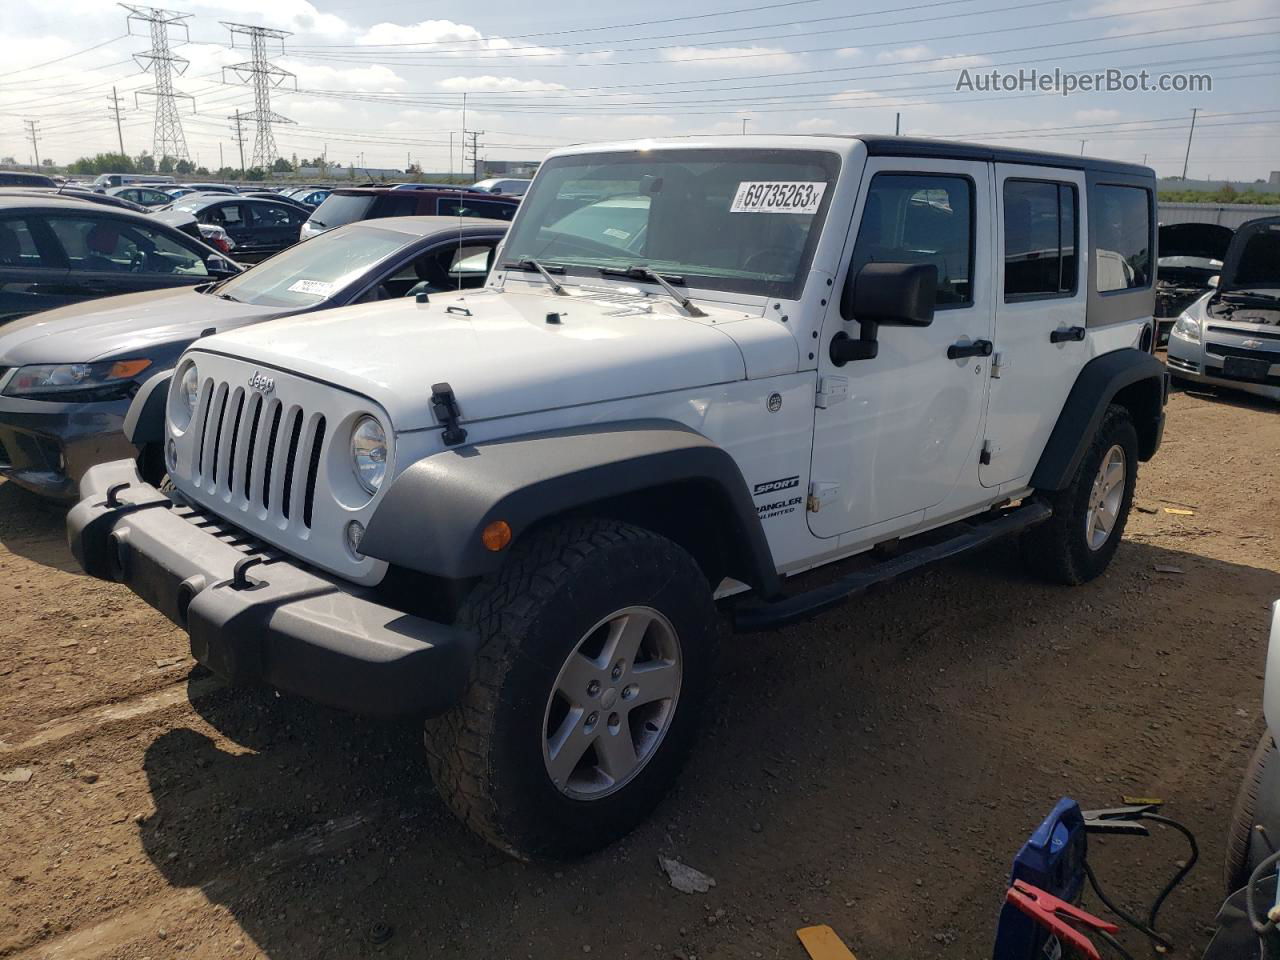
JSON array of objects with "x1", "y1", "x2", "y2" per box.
[
  {"x1": 1030, "y1": 348, "x2": 1167, "y2": 491},
  {"x1": 360, "y1": 419, "x2": 782, "y2": 597},
  {"x1": 124, "y1": 370, "x2": 173, "y2": 447}
]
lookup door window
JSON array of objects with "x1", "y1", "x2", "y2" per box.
[
  {"x1": 212, "y1": 204, "x2": 245, "y2": 226},
  {"x1": 849, "y1": 174, "x2": 974, "y2": 307},
  {"x1": 0, "y1": 218, "x2": 51, "y2": 269},
  {"x1": 1003, "y1": 180, "x2": 1078, "y2": 299},
  {"x1": 1093, "y1": 184, "x2": 1152, "y2": 292},
  {"x1": 47, "y1": 216, "x2": 208, "y2": 276}
]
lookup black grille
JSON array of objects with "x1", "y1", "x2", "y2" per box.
[{"x1": 1205, "y1": 342, "x2": 1280, "y2": 363}]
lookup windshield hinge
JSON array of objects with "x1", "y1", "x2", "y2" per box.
[
  {"x1": 815, "y1": 376, "x2": 848, "y2": 408},
  {"x1": 430, "y1": 382, "x2": 468, "y2": 446}
]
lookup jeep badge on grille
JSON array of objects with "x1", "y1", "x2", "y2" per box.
[{"x1": 248, "y1": 371, "x2": 275, "y2": 394}]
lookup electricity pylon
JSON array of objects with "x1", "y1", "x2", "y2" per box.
[
  {"x1": 121, "y1": 4, "x2": 194, "y2": 163},
  {"x1": 221, "y1": 22, "x2": 296, "y2": 171}
]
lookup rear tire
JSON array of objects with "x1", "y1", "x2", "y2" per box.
[
  {"x1": 1225, "y1": 732, "x2": 1277, "y2": 893},
  {"x1": 423, "y1": 517, "x2": 718, "y2": 861},
  {"x1": 1023, "y1": 405, "x2": 1139, "y2": 585}
]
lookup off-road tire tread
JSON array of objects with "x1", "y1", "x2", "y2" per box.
[
  {"x1": 1024, "y1": 404, "x2": 1138, "y2": 585},
  {"x1": 423, "y1": 518, "x2": 677, "y2": 860},
  {"x1": 1224, "y1": 731, "x2": 1276, "y2": 892}
]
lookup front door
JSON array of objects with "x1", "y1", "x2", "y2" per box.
[
  {"x1": 809, "y1": 158, "x2": 994, "y2": 539},
  {"x1": 979, "y1": 164, "x2": 1089, "y2": 487}
]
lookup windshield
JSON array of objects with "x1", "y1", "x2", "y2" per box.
[
  {"x1": 309, "y1": 192, "x2": 376, "y2": 228},
  {"x1": 501, "y1": 148, "x2": 841, "y2": 299},
  {"x1": 210, "y1": 225, "x2": 411, "y2": 307}
]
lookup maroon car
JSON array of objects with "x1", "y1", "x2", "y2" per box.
[{"x1": 300, "y1": 186, "x2": 519, "y2": 240}]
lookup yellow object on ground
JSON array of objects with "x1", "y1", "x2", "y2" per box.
[
  {"x1": 796, "y1": 925, "x2": 858, "y2": 960},
  {"x1": 1164, "y1": 507, "x2": 1195, "y2": 516}
]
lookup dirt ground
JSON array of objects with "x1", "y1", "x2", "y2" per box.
[{"x1": 1, "y1": 383, "x2": 1277, "y2": 960}]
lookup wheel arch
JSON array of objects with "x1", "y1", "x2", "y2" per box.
[
  {"x1": 360, "y1": 419, "x2": 783, "y2": 599},
  {"x1": 1030, "y1": 348, "x2": 1167, "y2": 492},
  {"x1": 124, "y1": 369, "x2": 172, "y2": 447}
]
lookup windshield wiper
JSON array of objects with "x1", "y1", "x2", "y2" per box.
[
  {"x1": 1222, "y1": 290, "x2": 1280, "y2": 302},
  {"x1": 503, "y1": 258, "x2": 568, "y2": 295},
  {"x1": 598, "y1": 265, "x2": 707, "y2": 317}
]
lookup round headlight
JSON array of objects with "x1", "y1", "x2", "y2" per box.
[
  {"x1": 171, "y1": 363, "x2": 200, "y2": 431},
  {"x1": 351, "y1": 416, "x2": 387, "y2": 494}
]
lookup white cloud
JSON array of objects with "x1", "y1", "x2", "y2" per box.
[
  {"x1": 437, "y1": 75, "x2": 567, "y2": 93},
  {"x1": 935, "y1": 53, "x2": 993, "y2": 69},
  {"x1": 282, "y1": 59, "x2": 406, "y2": 92},
  {"x1": 835, "y1": 47, "x2": 862, "y2": 59},
  {"x1": 876, "y1": 45, "x2": 932, "y2": 64},
  {"x1": 356, "y1": 19, "x2": 563, "y2": 60},
  {"x1": 795, "y1": 117, "x2": 837, "y2": 131},
  {"x1": 662, "y1": 46, "x2": 800, "y2": 69}
]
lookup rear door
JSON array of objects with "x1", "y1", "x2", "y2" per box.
[
  {"x1": 979, "y1": 165, "x2": 1088, "y2": 487},
  {"x1": 0, "y1": 215, "x2": 70, "y2": 321}
]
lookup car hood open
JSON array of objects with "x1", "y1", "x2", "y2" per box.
[
  {"x1": 193, "y1": 286, "x2": 791, "y2": 431},
  {"x1": 1158, "y1": 222, "x2": 1234, "y2": 263},
  {"x1": 0, "y1": 287, "x2": 288, "y2": 367},
  {"x1": 1219, "y1": 215, "x2": 1280, "y2": 292}
]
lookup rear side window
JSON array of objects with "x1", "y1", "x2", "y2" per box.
[
  {"x1": 1094, "y1": 184, "x2": 1152, "y2": 292},
  {"x1": 311, "y1": 193, "x2": 376, "y2": 228},
  {"x1": 1003, "y1": 179, "x2": 1078, "y2": 299},
  {"x1": 849, "y1": 173, "x2": 974, "y2": 307},
  {"x1": 0, "y1": 218, "x2": 51, "y2": 269},
  {"x1": 438, "y1": 198, "x2": 517, "y2": 221},
  {"x1": 369, "y1": 195, "x2": 419, "y2": 218}
]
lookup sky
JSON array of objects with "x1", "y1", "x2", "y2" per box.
[{"x1": 0, "y1": 0, "x2": 1277, "y2": 180}]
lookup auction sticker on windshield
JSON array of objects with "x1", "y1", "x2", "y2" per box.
[
  {"x1": 286, "y1": 279, "x2": 335, "y2": 297},
  {"x1": 730, "y1": 181, "x2": 827, "y2": 214}
]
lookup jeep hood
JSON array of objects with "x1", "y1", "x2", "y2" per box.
[
  {"x1": 0, "y1": 286, "x2": 288, "y2": 367},
  {"x1": 195, "y1": 287, "x2": 782, "y2": 430}
]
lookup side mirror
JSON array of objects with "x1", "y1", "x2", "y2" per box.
[
  {"x1": 205, "y1": 256, "x2": 238, "y2": 277},
  {"x1": 841, "y1": 261, "x2": 937, "y2": 326},
  {"x1": 831, "y1": 262, "x2": 938, "y2": 366},
  {"x1": 489, "y1": 186, "x2": 502, "y2": 194}
]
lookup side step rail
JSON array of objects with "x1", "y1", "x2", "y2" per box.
[{"x1": 732, "y1": 500, "x2": 1052, "y2": 632}]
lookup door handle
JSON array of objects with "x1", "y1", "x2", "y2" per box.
[
  {"x1": 947, "y1": 338, "x2": 993, "y2": 360},
  {"x1": 1049, "y1": 326, "x2": 1087, "y2": 344}
]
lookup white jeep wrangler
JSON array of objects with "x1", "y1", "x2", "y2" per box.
[{"x1": 69, "y1": 136, "x2": 1167, "y2": 860}]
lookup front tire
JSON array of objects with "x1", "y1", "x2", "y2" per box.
[
  {"x1": 1023, "y1": 405, "x2": 1139, "y2": 585},
  {"x1": 423, "y1": 518, "x2": 718, "y2": 860}
]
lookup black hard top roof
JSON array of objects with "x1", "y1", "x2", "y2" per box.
[{"x1": 850, "y1": 135, "x2": 1153, "y2": 178}]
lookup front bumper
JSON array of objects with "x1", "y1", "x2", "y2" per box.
[
  {"x1": 67, "y1": 459, "x2": 478, "y2": 716},
  {"x1": 0, "y1": 395, "x2": 135, "y2": 499},
  {"x1": 1167, "y1": 334, "x2": 1280, "y2": 401}
]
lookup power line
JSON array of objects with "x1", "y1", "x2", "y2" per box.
[
  {"x1": 220, "y1": 21, "x2": 296, "y2": 170},
  {"x1": 122, "y1": 4, "x2": 194, "y2": 162},
  {"x1": 0, "y1": 35, "x2": 130, "y2": 79}
]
